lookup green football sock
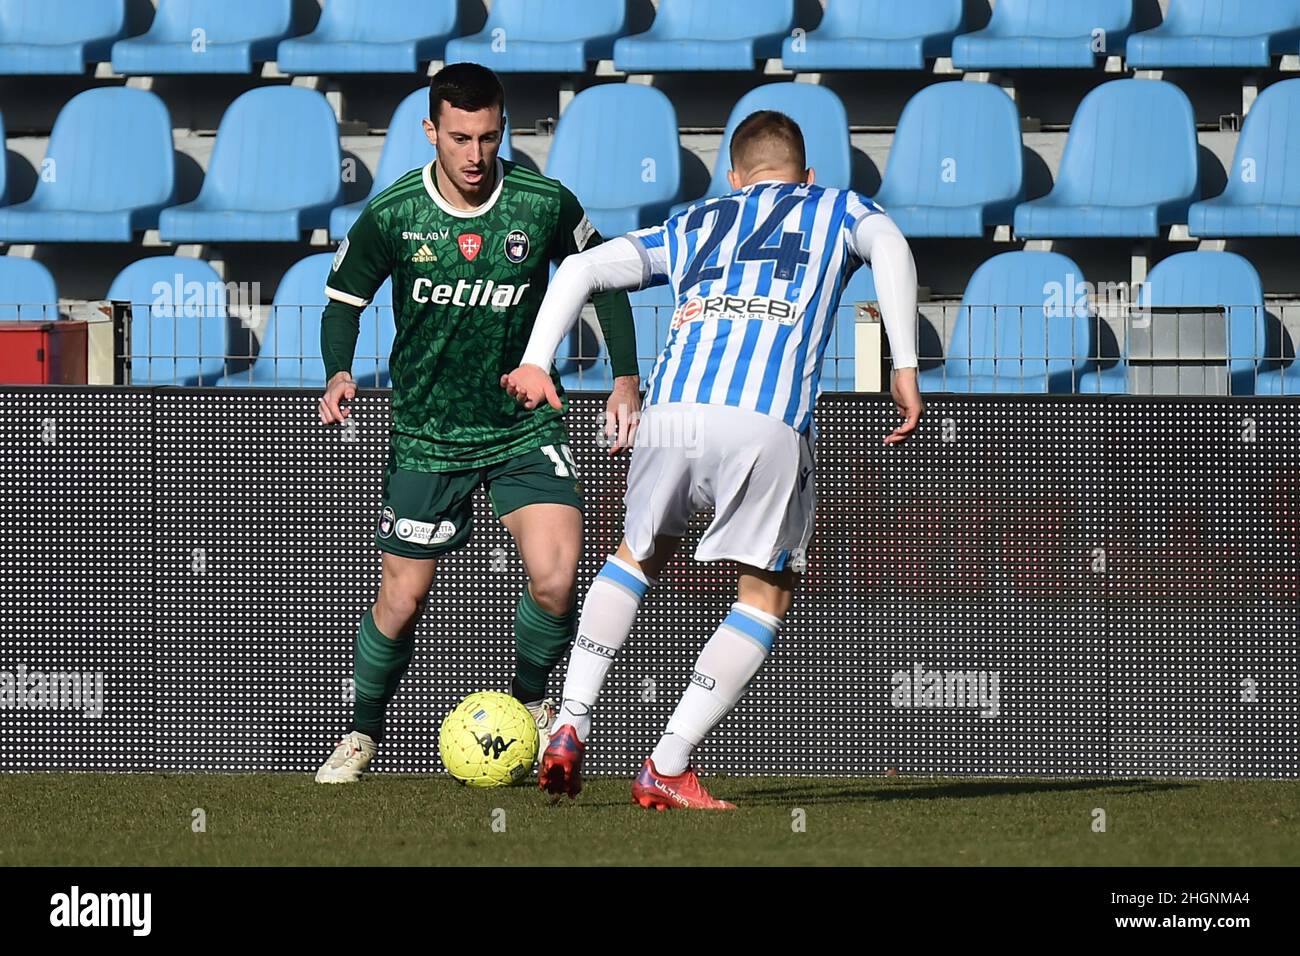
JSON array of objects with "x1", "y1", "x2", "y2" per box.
[
  {"x1": 350, "y1": 608, "x2": 414, "y2": 743},
  {"x1": 512, "y1": 585, "x2": 576, "y2": 703}
]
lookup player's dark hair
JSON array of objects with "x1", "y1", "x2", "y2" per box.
[
  {"x1": 428, "y1": 62, "x2": 506, "y2": 126},
  {"x1": 730, "y1": 110, "x2": 807, "y2": 172}
]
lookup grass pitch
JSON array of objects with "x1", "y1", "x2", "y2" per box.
[{"x1": 0, "y1": 774, "x2": 1295, "y2": 866}]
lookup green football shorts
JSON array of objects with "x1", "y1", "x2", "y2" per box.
[{"x1": 375, "y1": 442, "x2": 584, "y2": 559}]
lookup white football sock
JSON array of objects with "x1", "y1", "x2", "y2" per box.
[
  {"x1": 650, "y1": 602, "x2": 782, "y2": 776},
  {"x1": 557, "y1": 555, "x2": 651, "y2": 742}
]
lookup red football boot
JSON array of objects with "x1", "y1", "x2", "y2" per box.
[
  {"x1": 631, "y1": 758, "x2": 737, "y2": 810},
  {"x1": 538, "y1": 724, "x2": 585, "y2": 798}
]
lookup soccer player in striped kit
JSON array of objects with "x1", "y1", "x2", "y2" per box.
[{"x1": 503, "y1": 110, "x2": 923, "y2": 809}]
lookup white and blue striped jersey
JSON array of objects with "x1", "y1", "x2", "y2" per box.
[{"x1": 626, "y1": 181, "x2": 885, "y2": 433}]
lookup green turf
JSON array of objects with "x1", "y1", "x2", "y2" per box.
[{"x1": 0, "y1": 774, "x2": 1295, "y2": 866}]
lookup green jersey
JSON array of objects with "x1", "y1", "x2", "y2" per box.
[{"x1": 322, "y1": 158, "x2": 635, "y2": 473}]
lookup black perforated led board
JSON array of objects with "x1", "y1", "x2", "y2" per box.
[{"x1": 1, "y1": 389, "x2": 1296, "y2": 777}]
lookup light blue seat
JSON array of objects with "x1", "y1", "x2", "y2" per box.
[
  {"x1": 1081, "y1": 252, "x2": 1267, "y2": 395},
  {"x1": 953, "y1": 0, "x2": 1136, "y2": 69},
  {"x1": 1189, "y1": 79, "x2": 1300, "y2": 237},
  {"x1": 277, "y1": 0, "x2": 458, "y2": 74},
  {"x1": 0, "y1": 110, "x2": 7, "y2": 205},
  {"x1": 671, "y1": 83, "x2": 850, "y2": 215},
  {"x1": 111, "y1": 0, "x2": 296, "y2": 74},
  {"x1": 445, "y1": 0, "x2": 629, "y2": 73},
  {"x1": 875, "y1": 82, "x2": 1024, "y2": 237},
  {"x1": 545, "y1": 85, "x2": 680, "y2": 238},
  {"x1": 781, "y1": 0, "x2": 964, "y2": 71},
  {"x1": 0, "y1": 89, "x2": 174, "y2": 242},
  {"x1": 919, "y1": 252, "x2": 1092, "y2": 393},
  {"x1": 219, "y1": 254, "x2": 389, "y2": 388},
  {"x1": 331, "y1": 90, "x2": 513, "y2": 240},
  {"x1": 1014, "y1": 80, "x2": 1198, "y2": 238},
  {"x1": 110, "y1": 256, "x2": 227, "y2": 385},
  {"x1": 614, "y1": 0, "x2": 795, "y2": 72},
  {"x1": 160, "y1": 88, "x2": 341, "y2": 243},
  {"x1": 1128, "y1": 0, "x2": 1300, "y2": 68},
  {"x1": 0, "y1": 257, "x2": 58, "y2": 320},
  {"x1": 822, "y1": 266, "x2": 876, "y2": 392},
  {"x1": 0, "y1": 0, "x2": 130, "y2": 74}
]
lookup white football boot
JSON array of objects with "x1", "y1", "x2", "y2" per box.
[
  {"x1": 526, "y1": 698, "x2": 557, "y2": 762},
  {"x1": 315, "y1": 730, "x2": 377, "y2": 784}
]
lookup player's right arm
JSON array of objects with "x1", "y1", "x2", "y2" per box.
[
  {"x1": 502, "y1": 231, "x2": 660, "y2": 410},
  {"x1": 319, "y1": 204, "x2": 395, "y2": 424}
]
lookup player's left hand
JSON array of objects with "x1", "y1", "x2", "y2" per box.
[
  {"x1": 501, "y1": 363, "x2": 561, "y2": 410},
  {"x1": 604, "y1": 375, "x2": 642, "y2": 456}
]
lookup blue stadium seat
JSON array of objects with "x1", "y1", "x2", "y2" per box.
[
  {"x1": 277, "y1": 0, "x2": 458, "y2": 75},
  {"x1": 0, "y1": 111, "x2": 7, "y2": 205},
  {"x1": 918, "y1": 252, "x2": 1092, "y2": 393},
  {"x1": 0, "y1": 0, "x2": 130, "y2": 74},
  {"x1": 952, "y1": 0, "x2": 1136, "y2": 69},
  {"x1": 874, "y1": 82, "x2": 1024, "y2": 238},
  {"x1": 1080, "y1": 252, "x2": 1267, "y2": 395},
  {"x1": 1189, "y1": 78, "x2": 1300, "y2": 237},
  {"x1": 0, "y1": 257, "x2": 58, "y2": 320},
  {"x1": 355, "y1": 279, "x2": 393, "y2": 388},
  {"x1": 331, "y1": 90, "x2": 513, "y2": 240},
  {"x1": 1127, "y1": 0, "x2": 1300, "y2": 68},
  {"x1": 160, "y1": 88, "x2": 341, "y2": 243},
  {"x1": 780, "y1": 0, "x2": 965, "y2": 71},
  {"x1": 1014, "y1": 80, "x2": 1198, "y2": 238},
  {"x1": 0, "y1": 89, "x2": 174, "y2": 242},
  {"x1": 111, "y1": 0, "x2": 296, "y2": 74},
  {"x1": 613, "y1": 0, "x2": 795, "y2": 72},
  {"x1": 823, "y1": 266, "x2": 876, "y2": 392},
  {"x1": 672, "y1": 83, "x2": 850, "y2": 215},
  {"x1": 219, "y1": 253, "x2": 389, "y2": 388},
  {"x1": 109, "y1": 256, "x2": 227, "y2": 385},
  {"x1": 445, "y1": 0, "x2": 629, "y2": 73},
  {"x1": 545, "y1": 85, "x2": 680, "y2": 238}
]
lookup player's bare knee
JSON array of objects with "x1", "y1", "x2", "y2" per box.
[
  {"x1": 528, "y1": 574, "x2": 576, "y2": 617},
  {"x1": 374, "y1": 586, "x2": 427, "y2": 635}
]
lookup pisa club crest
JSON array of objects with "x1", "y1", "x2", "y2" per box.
[
  {"x1": 458, "y1": 233, "x2": 483, "y2": 261},
  {"x1": 505, "y1": 229, "x2": 530, "y2": 263}
]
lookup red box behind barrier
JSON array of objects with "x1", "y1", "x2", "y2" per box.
[{"x1": 0, "y1": 321, "x2": 88, "y2": 385}]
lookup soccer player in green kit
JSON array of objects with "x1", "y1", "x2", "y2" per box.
[{"x1": 314, "y1": 63, "x2": 642, "y2": 782}]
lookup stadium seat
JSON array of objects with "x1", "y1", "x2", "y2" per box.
[
  {"x1": 330, "y1": 90, "x2": 513, "y2": 240},
  {"x1": 952, "y1": 0, "x2": 1136, "y2": 69},
  {"x1": 276, "y1": 0, "x2": 458, "y2": 75},
  {"x1": 356, "y1": 279, "x2": 393, "y2": 388},
  {"x1": 219, "y1": 253, "x2": 388, "y2": 388},
  {"x1": 1080, "y1": 252, "x2": 1267, "y2": 395},
  {"x1": 918, "y1": 252, "x2": 1092, "y2": 393},
  {"x1": 823, "y1": 266, "x2": 876, "y2": 392},
  {"x1": 0, "y1": 110, "x2": 7, "y2": 205},
  {"x1": 0, "y1": 256, "x2": 58, "y2": 320},
  {"x1": 0, "y1": 0, "x2": 130, "y2": 74},
  {"x1": 0, "y1": 88, "x2": 175, "y2": 242},
  {"x1": 109, "y1": 256, "x2": 227, "y2": 385},
  {"x1": 613, "y1": 0, "x2": 795, "y2": 72},
  {"x1": 1257, "y1": 355, "x2": 1300, "y2": 394},
  {"x1": 1127, "y1": 0, "x2": 1300, "y2": 68},
  {"x1": 444, "y1": 0, "x2": 629, "y2": 73},
  {"x1": 1014, "y1": 80, "x2": 1198, "y2": 238},
  {"x1": 111, "y1": 0, "x2": 296, "y2": 74},
  {"x1": 545, "y1": 85, "x2": 680, "y2": 238},
  {"x1": 1188, "y1": 78, "x2": 1300, "y2": 237},
  {"x1": 159, "y1": 88, "x2": 341, "y2": 243},
  {"x1": 672, "y1": 83, "x2": 851, "y2": 215},
  {"x1": 874, "y1": 82, "x2": 1024, "y2": 238},
  {"x1": 780, "y1": 0, "x2": 965, "y2": 71}
]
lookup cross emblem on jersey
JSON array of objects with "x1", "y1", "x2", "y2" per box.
[{"x1": 457, "y1": 233, "x2": 483, "y2": 261}]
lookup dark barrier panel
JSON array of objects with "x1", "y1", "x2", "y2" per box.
[{"x1": 0, "y1": 389, "x2": 1296, "y2": 777}]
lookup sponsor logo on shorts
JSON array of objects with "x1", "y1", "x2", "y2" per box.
[
  {"x1": 671, "y1": 293, "x2": 800, "y2": 330},
  {"x1": 378, "y1": 506, "x2": 395, "y2": 538},
  {"x1": 396, "y1": 518, "x2": 457, "y2": 545},
  {"x1": 577, "y1": 635, "x2": 616, "y2": 659},
  {"x1": 504, "y1": 229, "x2": 529, "y2": 263},
  {"x1": 690, "y1": 670, "x2": 716, "y2": 691}
]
